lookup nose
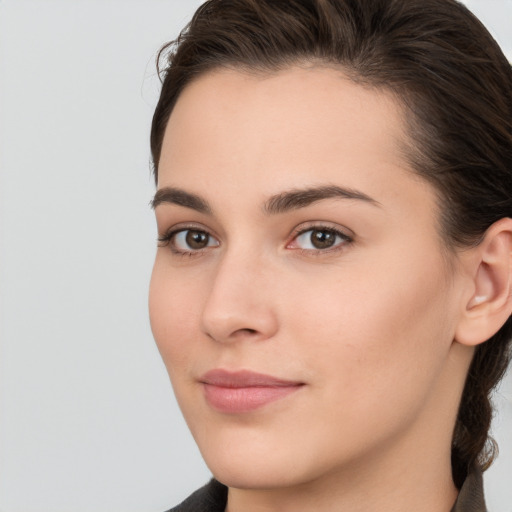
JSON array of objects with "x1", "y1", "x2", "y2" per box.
[{"x1": 200, "y1": 250, "x2": 279, "y2": 344}]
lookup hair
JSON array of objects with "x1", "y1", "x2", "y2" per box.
[{"x1": 151, "y1": 0, "x2": 512, "y2": 488}]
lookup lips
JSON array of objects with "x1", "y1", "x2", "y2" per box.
[{"x1": 199, "y1": 369, "x2": 304, "y2": 413}]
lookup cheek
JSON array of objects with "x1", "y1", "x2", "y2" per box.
[
  {"x1": 148, "y1": 258, "x2": 204, "y2": 376},
  {"x1": 286, "y1": 249, "x2": 456, "y2": 421}
]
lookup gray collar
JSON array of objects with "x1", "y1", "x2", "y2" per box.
[{"x1": 451, "y1": 469, "x2": 487, "y2": 512}]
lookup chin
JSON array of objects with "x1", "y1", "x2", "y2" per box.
[
  {"x1": 195, "y1": 428, "x2": 342, "y2": 492},
  {"x1": 208, "y1": 459, "x2": 304, "y2": 490},
  {"x1": 193, "y1": 429, "x2": 296, "y2": 488}
]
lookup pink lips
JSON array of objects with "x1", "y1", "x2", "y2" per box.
[{"x1": 200, "y1": 369, "x2": 304, "y2": 413}]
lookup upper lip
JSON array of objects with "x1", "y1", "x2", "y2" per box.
[{"x1": 199, "y1": 369, "x2": 303, "y2": 388}]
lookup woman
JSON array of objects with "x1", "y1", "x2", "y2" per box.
[{"x1": 149, "y1": 0, "x2": 512, "y2": 510}]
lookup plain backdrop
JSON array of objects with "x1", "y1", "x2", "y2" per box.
[{"x1": 0, "y1": 1, "x2": 511, "y2": 511}]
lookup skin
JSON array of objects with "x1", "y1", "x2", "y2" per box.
[{"x1": 149, "y1": 66, "x2": 482, "y2": 512}]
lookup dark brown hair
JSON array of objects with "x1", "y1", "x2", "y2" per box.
[{"x1": 151, "y1": 0, "x2": 512, "y2": 488}]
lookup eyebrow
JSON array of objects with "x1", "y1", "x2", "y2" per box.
[
  {"x1": 151, "y1": 184, "x2": 379, "y2": 214},
  {"x1": 263, "y1": 184, "x2": 380, "y2": 214},
  {"x1": 151, "y1": 187, "x2": 212, "y2": 214}
]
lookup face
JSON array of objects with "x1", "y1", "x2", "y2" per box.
[{"x1": 149, "y1": 67, "x2": 467, "y2": 490}]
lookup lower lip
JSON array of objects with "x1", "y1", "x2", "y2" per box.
[{"x1": 203, "y1": 384, "x2": 302, "y2": 413}]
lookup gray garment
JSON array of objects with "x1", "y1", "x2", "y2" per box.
[
  {"x1": 167, "y1": 479, "x2": 226, "y2": 512},
  {"x1": 168, "y1": 469, "x2": 486, "y2": 512},
  {"x1": 451, "y1": 469, "x2": 487, "y2": 512}
]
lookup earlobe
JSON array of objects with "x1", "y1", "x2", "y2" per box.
[{"x1": 455, "y1": 218, "x2": 512, "y2": 347}]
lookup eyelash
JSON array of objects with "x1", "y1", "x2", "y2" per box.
[
  {"x1": 287, "y1": 225, "x2": 353, "y2": 255},
  {"x1": 157, "y1": 224, "x2": 218, "y2": 257},
  {"x1": 157, "y1": 224, "x2": 353, "y2": 256}
]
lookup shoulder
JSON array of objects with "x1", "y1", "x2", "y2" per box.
[{"x1": 165, "y1": 479, "x2": 228, "y2": 512}]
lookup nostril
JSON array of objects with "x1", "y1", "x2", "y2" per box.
[
  {"x1": 201, "y1": 297, "x2": 279, "y2": 343},
  {"x1": 239, "y1": 328, "x2": 258, "y2": 335},
  {"x1": 206, "y1": 327, "x2": 259, "y2": 342},
  {"x1": 228, "y1": 327, "x2": 260, "y2": 339}
]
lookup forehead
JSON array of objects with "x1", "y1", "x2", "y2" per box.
[
  {"x1": 159, "y1": 66, "x2": 433, "y2": 221},
  {"x1": 160, "y1": 65, "x2": 409, "y2": 185}
]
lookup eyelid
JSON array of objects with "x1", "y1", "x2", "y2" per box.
[
  {"x1": 158, "y1": 223, "x2": 220, "y2": 254},
  {"x1": 157, "y1": 221, "x2": 354, "y2": 255},
  {"x1": 286, "y1": 222, "x2": 354, "y2": 252}
]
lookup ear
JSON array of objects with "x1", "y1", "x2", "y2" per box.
[{"x1": 455, "y1": 217, "x2": 512, "y2": 347}]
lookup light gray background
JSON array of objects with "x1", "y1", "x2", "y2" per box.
[{"x1": 0, "y1": 1, "x2": 510, "y2": 511}]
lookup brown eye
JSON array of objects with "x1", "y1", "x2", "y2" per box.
[
  {"x1": 185, "y1": 230, "x2": 210, "y2": 249},
  {"x1": 310, "y1": 229, "x2": 337, "y2": 249},
  {"x1": 291, "y1": 227, "x2": 352, "y2": 252},
  {"x1": 168, "y1": 229, "x2": 220, "y2": 253}
]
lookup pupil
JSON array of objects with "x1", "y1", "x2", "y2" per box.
[
  {"x1": 311, "y1": 230, "x2": 335, "y2": 249},
  {"x1": 186, "y1": 230, "x2": 208, "y2": 249}
]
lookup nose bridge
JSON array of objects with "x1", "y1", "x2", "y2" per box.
[{"x1": 201, "y1": 244, "x2": 278, "y2": 343}]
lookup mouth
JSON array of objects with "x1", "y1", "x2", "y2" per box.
[{"x1": 199, "y1": 369, "x2": 305, "y2": 414}]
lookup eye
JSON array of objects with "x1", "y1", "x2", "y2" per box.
[
  {"x1": 289, "y1": 227, "x2": 352, "y2": 251},
  {"x1": 159, "y1": 228, "x2": 220, "y2": 254}
]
